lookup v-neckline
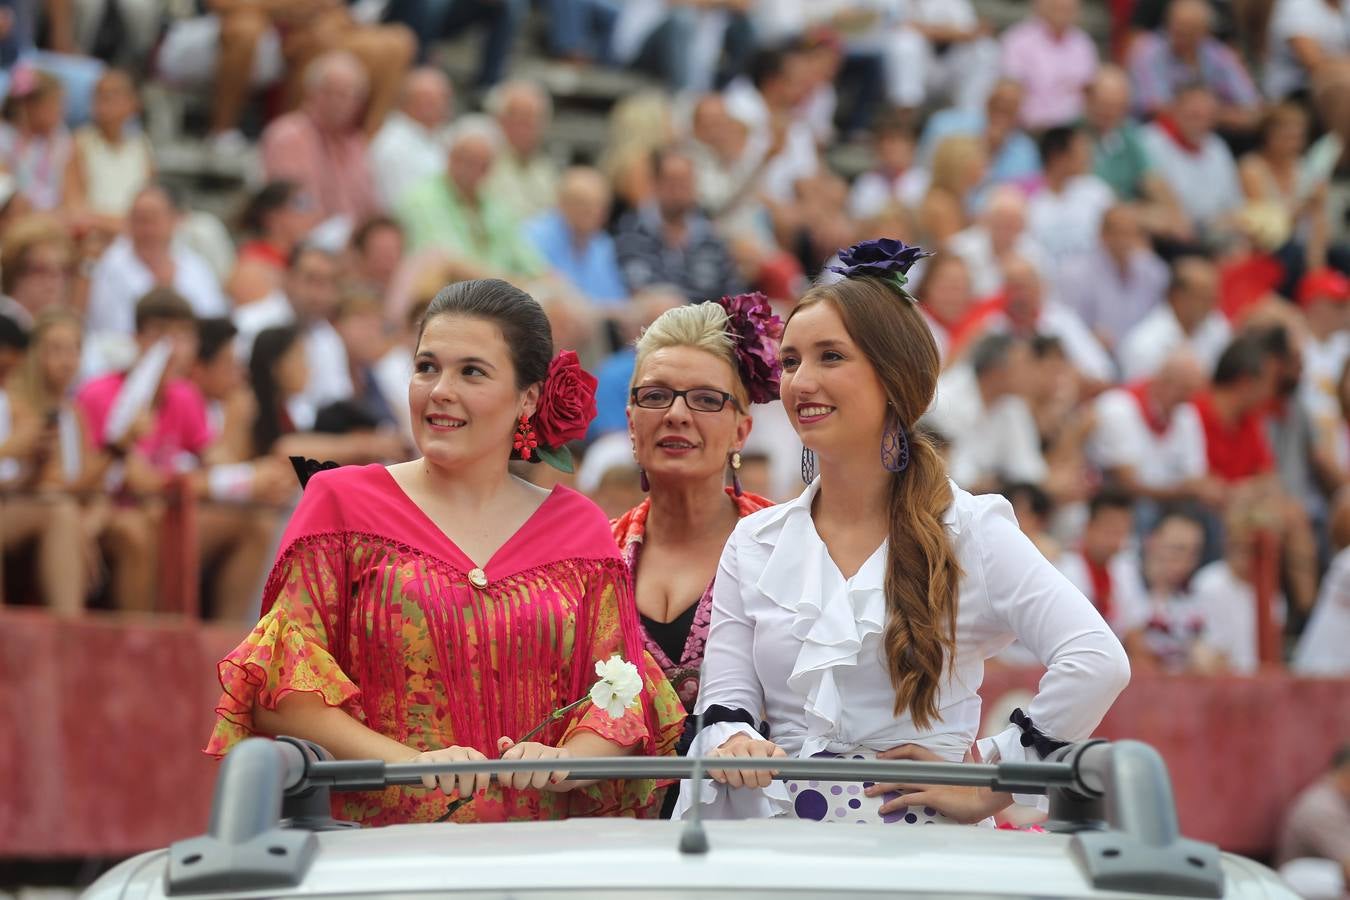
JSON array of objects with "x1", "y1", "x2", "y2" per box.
[
  {"x1": 803, "y1": 489, "x2": 888, "y2": 584},
  {"x1": 818, "y1": 533, "x2": 888, "y2": 586},
  {"x1": 378, "y1": 466, "x2": 562, "y2": 578}
]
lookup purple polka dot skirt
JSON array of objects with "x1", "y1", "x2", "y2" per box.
[{"x1": 784, "y1": 750, "x2": 957, "y2": 825}]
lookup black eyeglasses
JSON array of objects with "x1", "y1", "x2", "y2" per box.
[{"x1": 630, "y1": 386, "x2": 740, "y2": 413}]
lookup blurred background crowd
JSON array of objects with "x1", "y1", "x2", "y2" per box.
[{"x1": 2, "y1": 0, "x2": 1350, "y2": 890}]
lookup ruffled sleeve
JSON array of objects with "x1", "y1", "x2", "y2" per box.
[
  {"x1": 562, "y1": 560, "x2": 686, "y2": 818},
  {"x1": 205, "y1": 475, "x2": 360, "y2": 757}
]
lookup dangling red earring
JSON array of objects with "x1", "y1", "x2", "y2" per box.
[{"x1": 513, "y1": 414, "x2": 538, "y2": 460}]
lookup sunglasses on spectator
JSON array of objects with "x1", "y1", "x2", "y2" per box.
[{"x1": 630, "y1": 386, "x2": 742, "y2": 413}]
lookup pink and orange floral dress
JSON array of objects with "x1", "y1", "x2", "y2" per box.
[{"x1": 206, "y1": 464, "x2": 685, "y2": 826}]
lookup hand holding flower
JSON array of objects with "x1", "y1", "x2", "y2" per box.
[{"x1": 432, "y1": 657, "x2": 643, "y2": 818}]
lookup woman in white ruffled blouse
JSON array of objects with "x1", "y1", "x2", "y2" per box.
[{"x1": 677, "y1": 241, "x2": 1131, "y2": 825}]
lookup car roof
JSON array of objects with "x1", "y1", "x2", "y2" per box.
[{"x1": 86, "y1": 819, "x2": 1294, "y2": 900}]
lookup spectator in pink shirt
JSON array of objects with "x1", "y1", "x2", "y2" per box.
[
  {"x1": 75, "y1": 289, "x2": 211, "y2": 613},
  {"x1": 261, "y1": 51, "x2": 379, "y2": 230},
  {"x1": 77, "y1": 289, "x2": 211, "y2": 479},
  {"x1": 1000, "y1": 0, "x2": 1100, "y2": 130}
]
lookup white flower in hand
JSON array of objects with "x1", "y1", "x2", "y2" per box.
[
  {"x1": 516, "y1": 656, "x2": 645, "y2": 743},
  {"x1": 589, "y1": 656, "x2": 643, "y2": 719}
]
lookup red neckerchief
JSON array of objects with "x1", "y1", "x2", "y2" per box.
[
  {"x1": 1263, "y1": 394, "x2": 1290, "y2": 420},
  {"x1": 949, "y1": 294, "x2": 1009, "y2": 355},
  {"x1": 1154, "y1": 113, "x2": 1204, "y2": 155},
  {"x1": 1083, "y1": 554, "x2": 1114, "y2": 622},
  {"x1": 923, "y1": 304, "x2": 960, "y2": 333},
  {"x1": 1125, "y1": 380, "x2": 1170, "y2": 436}
]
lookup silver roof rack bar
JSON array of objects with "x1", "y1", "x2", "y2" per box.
[{"x1": 169, "y1": 737, "x2": 1223, "y2": 898}]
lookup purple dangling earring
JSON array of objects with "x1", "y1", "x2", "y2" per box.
[
  {"x1": 730, "y1": 451, "x2": 743, "y2": 497},
  {"x1": 881, "y1": 415, "x2": 910, "y2": 474},
  {"x1": 801, "y1": 448, "x2": 817, "y2": 484},
  {"x1": 639, "y1": 467, "x2": 650, "y2": 492}
]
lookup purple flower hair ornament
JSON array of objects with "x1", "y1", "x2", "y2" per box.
[
  {"x1": 825, "y1": 238, "x2": 934, "y2": 300},
  {"x1": 715, "y1": 291, "x2": 784, "y2": 406}
]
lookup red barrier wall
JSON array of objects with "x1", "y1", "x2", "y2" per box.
[{"x1": 1, "y1": 610, "x2": 1347, "y2": 859}]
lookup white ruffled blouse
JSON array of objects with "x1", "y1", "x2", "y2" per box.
[{"x1": 675, "y1": 479, "x2": 1131, "y2": 819}]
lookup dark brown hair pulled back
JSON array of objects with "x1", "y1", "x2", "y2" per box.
[
  {"x1": 789, "y1": 275, "x2": 962, "y2": 730},
  {"x1": 417, "y1": 278, "x2": 554, "y2": 389}
]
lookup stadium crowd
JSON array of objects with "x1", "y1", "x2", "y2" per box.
[{"x1": 1, "y1": 0, "x2": 1350, "y2": 683}]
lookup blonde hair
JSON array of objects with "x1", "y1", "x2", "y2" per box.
[
  {"x1": 929, "y1": 135, "x2": 986, "y2": 196},
  {"x1": 14, "y1": 307, "x2": 82, "y2": 414},
  {"x1": 631, "y1": 302, "x2": 749, "y2": 410},
  {"x1": 607, "y1": 91, "x2": 673, "y2": 152}
]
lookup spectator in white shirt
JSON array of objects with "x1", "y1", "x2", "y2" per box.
[
  {"x1": 1264, "y1": 0, "x2": 1350, "y2": 100},
  {"x1": 84, "y1": 183, "x2": 229, "y2": 378},
  {"x1": 1189, "y1": 513, "x2": 1273, "y2": 675},
  {"x1": 232, "y1": 245, "x2": 353, "y2": 431},
  {"x1": 1124, "y1": 507, "x2": 1225, "y2": 674},
  {"x1": 922, "y1": 332, "x2": 1047, "y2": 491},
  {"x1": 1141, "y1": 83, "x2": 1242, "y2": 242},
  {"x1": 1025, "y1": 334, "x2": 1097, "y2": 507},
  {"x1": 1056, "y1": 487, "x2": 1151, "y2": 637},
  {"x1": 752, "y1": 1, "x2": 922, "y2": 114},
  {"x1": 947, "y1": 186, "x2": 1049, "y2": 298},
  {"x1": 1087, "y1": 349, "x2": 1221, "y2": 506},
  {"x1": 347, "y1": 216, "x2": 407, "y2": 311},
  {"x1": 1055, "y1": 203, "x2": 1169, "y2": 351},
  {"x1": 889, "y1": 0, "x2": 1000, "y2": 111},
  {"x1": 687, "y1": 93, "x2": 761, "y2": 228},
  {"x1": 226, "y1": 181, "x2": 323, "y2": 308},
  {"x1": 333, "y1": 293, "x2": 412, "y2": 437},
  {"x1": 613, "y1": 0, "x2": 753, "y2": 93},
  {"x1": 1294, "y1": 489, "x2": 1350, "y2": 675},
  {"x1": 1025, "y1": 125, "x2": 1116, "y2": 282},
  {"x1": 1119, "y1": 255, "x2": 1232, "y2": 381},
  {"x1": 847, "y1": 109, "x2": 924, "y2": 220},
  {"x1": 485, "y1": 80, "x2": 562, "y2": 221},
  {"x1": 723, "y1": 45, "x2": 821, "y2": 205},
  {"x1": 984, "y1": 255, "x2": 1116, "y2": 384},
  {"x1": 1082, "y1": 65, "x2": 1194, "y2": 242},
  {"x1": 1297, "y1": 269, "x2": 1350, "y2": 435},
  {"x1": 369, "y1": 67, "x2": 456, "y2": 209}
]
